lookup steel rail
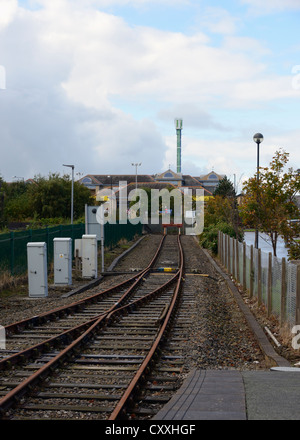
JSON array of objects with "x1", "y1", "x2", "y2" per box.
[
  {"x1": 0, "y1": 235, "x2": 172, "y2": 416},
  {"x1": 109, "y1": 234, "x2": 184, "y2": 420},
  {"x1": 1, "y1": 235, "x2": 166, "y2": 365},
  {"x1": 0, "y1": 262, "x2": 181, "y2": 415},
  {"x1": 4, "y1": 276, "x2": 138, "y2": 336},
  {"x1": 0, "y1": 236, "x2": 166, "y2": 370},
  {"x1": 0, "y1": 257, "x2": 164, "y2": 371},
  {"x1": 4, "y1": 235, "x2": 165, "y2": 337}
]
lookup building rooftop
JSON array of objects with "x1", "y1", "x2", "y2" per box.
[{"x1": 79, "y1": 168, "x2": 223, "y2": 198}]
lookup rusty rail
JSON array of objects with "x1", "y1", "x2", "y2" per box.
[
  {"x1": 4, "y1": 235, "x2": 165, "y2": 337},
  {"x1": 0, "y1": 235, "x2": 167, "y2": 415},
  {"x1": 0, "y1": 235, "x2": 166, "y2": 370},
  {"x1": 109, "y1": 234, "x2": 184, "y2": 419}
]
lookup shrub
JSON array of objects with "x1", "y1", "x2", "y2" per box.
[{"x1": 199, "y1": 221, "x2": 240, "y2": 254}]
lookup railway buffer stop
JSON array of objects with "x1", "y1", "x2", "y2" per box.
[{"x1": 162, "y1": 224, "x2": 183, "y2": 235}]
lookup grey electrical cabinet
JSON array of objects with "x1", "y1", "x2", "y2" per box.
[
  {"x1": 54, "y1": 238, "x2": 72, "y2": 285},
  {"x1": 85, "y1": 205, "x2": 101, "y2": 240},
  {"x1": 27, "y1": 242, "x2": 48, "y2": 297},
  {"x1": 82, "y1": 234, "x2": 97, "y2": 278}
]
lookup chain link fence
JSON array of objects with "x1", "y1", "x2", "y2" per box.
[
  {"x1": 0, "y1": 222, "x2": 142, "y2": 276},
  {"x1": 219, "y1": 231, "x2": 300, "y2": 328}
]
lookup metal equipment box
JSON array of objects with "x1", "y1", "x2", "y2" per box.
[
  {"x1": 27, "y1": 242, "x2": 48, "y2": 297},
  {"x1": 82, "y1": 234, "x2": 98, "y2": 278},
  {"x1": 74, "y1": 239, "x2": 82, "y2": 258},
  {"x1": 85, "y1": 205, "x2": 101, "y2": 240},
  {"x1": 54, "y1": 238, "x2": 72, "y2": 285}
]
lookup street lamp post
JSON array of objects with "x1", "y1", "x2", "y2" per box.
[
  {"x1": 63, "y1": 164, "x2": 74, "y2": 224},
  {"x1": 107, "y1": 175, "x2": 113, "y2": 192},
  {"x1": 107, "y1": 175, "x2": 113, "y2": 211},
  {"x1": 253, "y1": 133, "x2": 264, "y2": 249},
  {"x1": 131, "y1": 163, "x2": 142, "y2": 190}
]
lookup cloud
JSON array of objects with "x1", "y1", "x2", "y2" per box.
[
  {"x1": 0, "y1": 0, "x2": 298, "y2": 181},
  {"x1": 222, "y1": 35, "x2": 271, "y2": 57},
  {"x1": 0, "y1": 3, "x2": 168, "y2": 179},
  {"x1": 33, "y1": 0, "x2": 192, "y2": 9},
  {"x1": 240, "y1": 0, "x2": 300, "y2": 13},
  {"x1": 59, "y1": 12, "x2": 263, "y2": 109},
  {"x1": 0, "y1": 86, "x2": 105, "y2": 178},
  {"x1": 196, "y1": 7, "x2": 240, "y2": 35},
  {"x1": 91, "y1": 115, "x2": 167, "y2": 173},
  {"x1": 232, "y1": 76, "x2": 297, "y2": 104},
  {"x1": 158, "y1": 104, "x2": 228, "y2": 131},
  {"x1": 0, "y1": 0, "x2": 18, "y2": 30},
  {"x1": 163, "y1": 134, "x2": 250, "y2": 181}
]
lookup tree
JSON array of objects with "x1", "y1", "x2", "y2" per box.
[
  {"x1": 2, "y1": 174, "x2": 93, "y2": 223},
  {"x1": 212, "y1": 176, "x2": 242, "y2": 240},
  {"x1": 205, "y1": 195, "x2": 234, "y2": 226},
  {"x1": 4, "y1": 192, "x2": 33, "y2": 221},
  {"x1": 28, "y1": 173, "x2": 93, "y2": 220},
  {"x1": 2, "y1": 180, "x2": 32, "y2": 222},
  {"x1": 199, "y1": 193, "x2": 243, "y2": 254},
  {"x1": 239, "y1": 149, "x2": 300, "y2": 257},
  {"x1": 214, "y1": 175, "x2": 236, "y2": 198}
]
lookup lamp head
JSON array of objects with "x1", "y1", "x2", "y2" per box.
[{"x1": 253, "y1": 133, "x2": 264, "y2": 144}]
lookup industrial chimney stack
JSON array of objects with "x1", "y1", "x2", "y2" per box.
[{"x1": 175, "y1": 119, "x2": 183, "y2": 174}]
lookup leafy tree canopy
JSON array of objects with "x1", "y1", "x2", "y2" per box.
[
  {"x1": 214, "y1": 175, "x2": 236, "y2": 198},
  {"x1": 2, "y1": 173, "x2": 93, "y2": 223},
  {"x1": 239, "y1": 149, "x2": 300, "y2": 258}
]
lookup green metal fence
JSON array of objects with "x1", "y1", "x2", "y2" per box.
[
  {"x1": 0, "y1": 222, "x2": 143, "y2": 276},
  {"x1": 104, "y1": 222, "x2": 143, "y2": 248}
]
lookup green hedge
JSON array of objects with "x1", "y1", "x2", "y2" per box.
[{"x1": 199, "y1": 221, "x2": 241, "y2": 254}]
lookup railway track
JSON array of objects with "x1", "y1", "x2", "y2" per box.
[
  {"x1": 0, "y1": 234, "x2": 187, "y2": 420},
  {"x1": 0, "y1": 235, "x2": 165, "y2": 364}
]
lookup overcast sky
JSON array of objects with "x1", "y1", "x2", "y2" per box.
[{"x1": 0, "y1": 0, "x2": 299, "y2": 190}]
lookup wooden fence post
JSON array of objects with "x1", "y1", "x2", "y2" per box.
[
  {"x1": 258, "y1": 248, "x2": 262, "y2": 305},
  {"x1": 232, "y1": 238, "x2": 236, "y2": 279},
  {"x1": 221, "y1": 232, "x2": 224, "y2": 266},
  {"x1": 281, "y1": 257, "x2": 287, "y2": 326},
  {"x1": 219, "y1": 231, "x2": 222, "y2": 263},
  {"x1": 221, "y1": 232, "x2": 223, "y2": 263},
  {"x1": 243, "y1": 242, "x2": 246, "y2": 291},
  {"x1": 250, "y1": 245, "x2": 254, "y2": 298},
  {"x1": 224, "y1": 233, "x2": 227, "y2": 269},
  {"x1": 236, "y1": 239, "x2": 240, "y2": 283},
  {"x1": 227, "y1": 235, "x2": 230, "y2": 271},
  {"x1": 267, "y1": 252, "x2": 272, "y2": 317}
]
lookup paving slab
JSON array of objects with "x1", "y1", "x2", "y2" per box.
[
  {"x1": 243, "y1": 370, "x2": 300, "y2": 420},
  {"x1": 154, "y1": 242, "x2": 300, "y2": 421},
  {"x1": 153, "y1": 369, "x2": 247, "y2": 420},
  {"x1": 153, "y1": 368, "x2": 300, "y2": 420}
]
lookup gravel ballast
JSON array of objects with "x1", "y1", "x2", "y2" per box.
[{"x1": 1, "y1": 234, "x2": 272, "y2": 370}]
